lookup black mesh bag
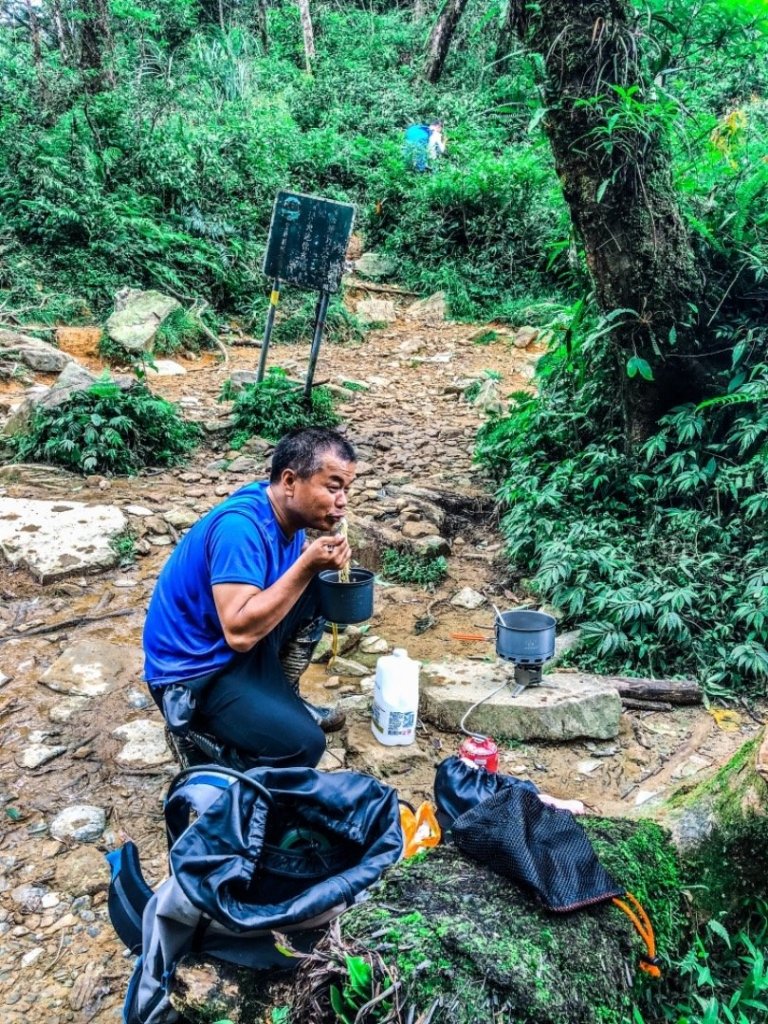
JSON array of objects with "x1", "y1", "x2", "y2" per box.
[{"x1": 451, "y1": 784, "x2": 624, "y2": 913}]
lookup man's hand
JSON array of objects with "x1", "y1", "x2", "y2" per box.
[
  {"x1": 302, "y1": 533, "x2": 352, "y2": 573},
  {"x1": 213, "y1": 536, "x2": 351, "y2": 654}
]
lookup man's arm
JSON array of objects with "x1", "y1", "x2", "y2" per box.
[{"x1": 213, "y1": 534, "x2": 351, "y2": 653}]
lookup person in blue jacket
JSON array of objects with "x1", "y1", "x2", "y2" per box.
[
  {"x1": 143, "y1": 427, "x2": 357, "y2": 769},
  {"x1": 404, "y1": 119, "x2": 446, "y2": 172}
]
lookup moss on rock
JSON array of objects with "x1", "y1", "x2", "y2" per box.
[
  {"x1": 341, "y1": 831, "x2": 683, "y2": 1024},
  {"x1": 665, "y1": 736, "x2": 768, "y2": 920}
]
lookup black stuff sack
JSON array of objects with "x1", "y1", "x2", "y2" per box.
[
  {"x1": 434, "y1": 754, "x2": 538, "y2": 832},
  {"x1": 451, "y1": 784, "x2": 623, "y2": 913}
]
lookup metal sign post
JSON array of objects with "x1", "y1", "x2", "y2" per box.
[
  {"x1": 259, "y1": 191, "x2": 356, "y2": 396},
  {"x1": 304, "y1": 290, "x2": 331, "y2": 399},
  {"x1": 256, "y1": 278, "x2": 280, "y2": 384}
]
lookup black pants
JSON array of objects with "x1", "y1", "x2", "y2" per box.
[{"x1": 152, "y1": 582, "x2": 326, "y2": 769}]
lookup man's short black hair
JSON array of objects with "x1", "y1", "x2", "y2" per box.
[{"x1": 270, "y1": 427, "x2": 357, "y2": 482}]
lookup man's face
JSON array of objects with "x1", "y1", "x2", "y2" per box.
[{"x1": 288, "y1": 454, "x2": 357, "y2": 532}]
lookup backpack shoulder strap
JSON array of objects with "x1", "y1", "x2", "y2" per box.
[{"x1": 105, "y1": 842, "x2": 153, "y2": 955}]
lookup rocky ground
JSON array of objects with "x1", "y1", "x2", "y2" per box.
[{"x1": 0, "y1": 288, "x2": 763, "y2": 1023}]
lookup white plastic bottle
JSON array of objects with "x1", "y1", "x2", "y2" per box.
[{"x1": 371, "y1": 648, "x2": 419, "y2": 746}]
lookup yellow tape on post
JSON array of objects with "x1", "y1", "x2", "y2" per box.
[{"x1": 270, "y1": 289, "x2": 280, "y2": 306}]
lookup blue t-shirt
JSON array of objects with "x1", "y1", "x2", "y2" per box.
[
  {"x1": 143, "y1": 481, "x2": 305, "y2": 687},
  {"x1": 404, "y1": 124, "x2": 430, "y2": 147}
]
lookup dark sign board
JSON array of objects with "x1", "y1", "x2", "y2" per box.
[{"x1": 263, "y1": 191, "x2": 356, "y2": 294}]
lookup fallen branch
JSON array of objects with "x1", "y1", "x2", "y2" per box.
[
  {"x1": 0, "y1": 607, "x2": 133, "y2": 643},
  {"x1": 605, "y1": 676, "x2": 702, "y2": 706},
  {"x1": 621, "y1": 698, "x2": 674, "y2": 712},
  {"x1": 191, "y1": 300, "x2": 229, "y2": 365},
  {"x1": 346, "y1": 277, "x2": 420, "y2": 296}
]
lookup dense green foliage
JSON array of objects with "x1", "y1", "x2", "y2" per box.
[
  {"x1": 260, "y1": 292, "x2": 367, "y2": 346},
  {"x1": 6, "y1": 378, "x2": 201, "y2": 474},
  {"x1": 476, "y1": 315, "x2": 768, "y2": 696},
  {"x1": 229, "y1": 367, "x2": 339, "y2": 443},
  {"x1": 380, "y1": 548, "x2": 448, "y2": 588},
  {"x1": 2, "y1": 0, "x2": 768, "y2": 1018},
  {"x1": 0, "y1": 1, "x2": 568, "y2": 322},
  {"x1": 638, "y1": 904, "x2": 768, "y2": 1024},
  {"x1": 471, "y1": 1, "x2": 768, "y2": 699},
  {"x1": 154, "y1": 307, "x2": 211, "y2": 355}
]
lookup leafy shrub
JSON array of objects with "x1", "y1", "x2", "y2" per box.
[
  {"x1": 97, "y1": 334, "x2": 144, "y2": 367},
  {"x1": 6, "y1": 377, "x2": 201, "y2": 474},
  {"x1": 154, "y1": 308, "x2": 211, "y2": 355},
  {"x1": 251, "y1": 291, "x2": 366, "y2": 346},
  {"x1": 638, "y1": 903, "x2": 768, "y2": 1024},
  {"x1": 110, "y1": 527, "x2": 138, "y2": 566},
  {"x1": 464, "y1": 369, "x2": 502, "y2": 403},
  {"x1": 380, "y1": 548, "x2": 447, "y2": 588},
  {"x1": 230, "y1": 367, "x2": 339, "y2": 443},
  {"x1": 475, "y1": 307, "x2": 768, "y2": 697}
]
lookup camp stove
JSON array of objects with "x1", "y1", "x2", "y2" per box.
[{"x1": 495, "y1": 609, "x2": 557, "y2": 696}]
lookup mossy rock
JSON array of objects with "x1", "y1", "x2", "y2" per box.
[
  {"x1": 340, "y1": 826, "x2": 683, "y2": 1024},
  {"x1": 664, "y1": 734, "x2": 768, "y2": 920},
  {"x1": 169, "y1": 821, "x2": 683, "y2": 1024}
]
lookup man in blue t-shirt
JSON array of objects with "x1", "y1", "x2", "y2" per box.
[
  {"x1": 404, "y1": 119, "x2": 446, "y2": 172},
  {"x1": 143, "y1": 427, "x2": 356, "y2": 769}
]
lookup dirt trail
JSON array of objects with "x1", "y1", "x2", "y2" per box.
[{"x1": 0, "y1": 304, "x2": 762, "y2": 1023}]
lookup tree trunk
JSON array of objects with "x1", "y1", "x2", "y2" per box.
[
  {"x1": 423, "y1": 0, "x2": 469, "y2": 84},
  {"x1": 297, "y1": 0, "x2": 315, "y2": 73},
  {"x1": 48, "y1": 0, "x2": 72, "y2": 62},
  {"x1": 25, "y1": 0, "x2": 44, "y2": 92},
  {"x1": 494, "y1": 0, "x2": 516, "y2": 72},
  {"x1": 78, "y1": 0, "x2": 115, "y2": 91},
  {"x1": 254, "y1": 0, "x2": 269, "y2": 52},
  {"x1": 510, "y1": 0, "x2": 704, "y2": 435},
  {"x1": 609, "y1": 676, "x2": 702, "y2": 706}
]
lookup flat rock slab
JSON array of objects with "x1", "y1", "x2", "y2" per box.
[
  {"x1": 17, "y1": 743, "x2": 67, "y2": 769},
  {"x1": 113, "y1": 719, "x2": 172, "y2": 766},
  {"x1": 0, "y1": 497, "x2": 127, "y2": 581},
  {"x1": 421, "y1": 660, "x2": 622, "y2": 741},
  {"x1": 50, "y1": 804, "x2": 106, "y2": 843},
  {"x1": 39, "y1": 640, "x2": 144, "y2": 698},
  {"x1": 0, "y1": 328, "x2": 74, "y2": 372}
]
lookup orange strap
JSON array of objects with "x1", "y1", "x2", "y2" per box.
[
  {"x1": 400, "y1": 802, "x2": 441, "y2": 859},
  {"x1": 612, "y1": 892, "x2": 662, "y2": 978}
]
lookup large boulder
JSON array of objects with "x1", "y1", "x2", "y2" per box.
[
  {"x1": 405, "y1": 291, "x2": 447, "y2": 322},
  {"x1": 660, "y1": 726, "x2": 768, "y2": 919},
  {"x1": 105, "y1": 288, "x2": 180, "y2": 353},
  {"x1": 0, "y1": 329, "x2": 74, "y2": 373},
  {"x1": 2, "y1": 362, "x2": 99, "y2": 436},
  {"x1": 354, "y1": 252, "x2": 396, "y2": 281}
]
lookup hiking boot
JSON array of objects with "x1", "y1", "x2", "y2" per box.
[
  {"x1": 279, "y1": 616, "x2": 325, "y2": 685},
  {"x1": 164, "y1": 727, "x2": 209, "y2": 770},
  {"x1": 300, "y1": 698, "x2": 347, "y2": 734},
  {"x1": 281, "y1": 617, "x2": 345, "y2": 732}
]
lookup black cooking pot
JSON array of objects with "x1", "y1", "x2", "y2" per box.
[{"x1": 317, "y1": 568, "x2": 375, "y2": 625}]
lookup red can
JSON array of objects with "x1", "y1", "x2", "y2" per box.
[{"x1": 459, "y1": 735, "x2": 499, "y2": 773}]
